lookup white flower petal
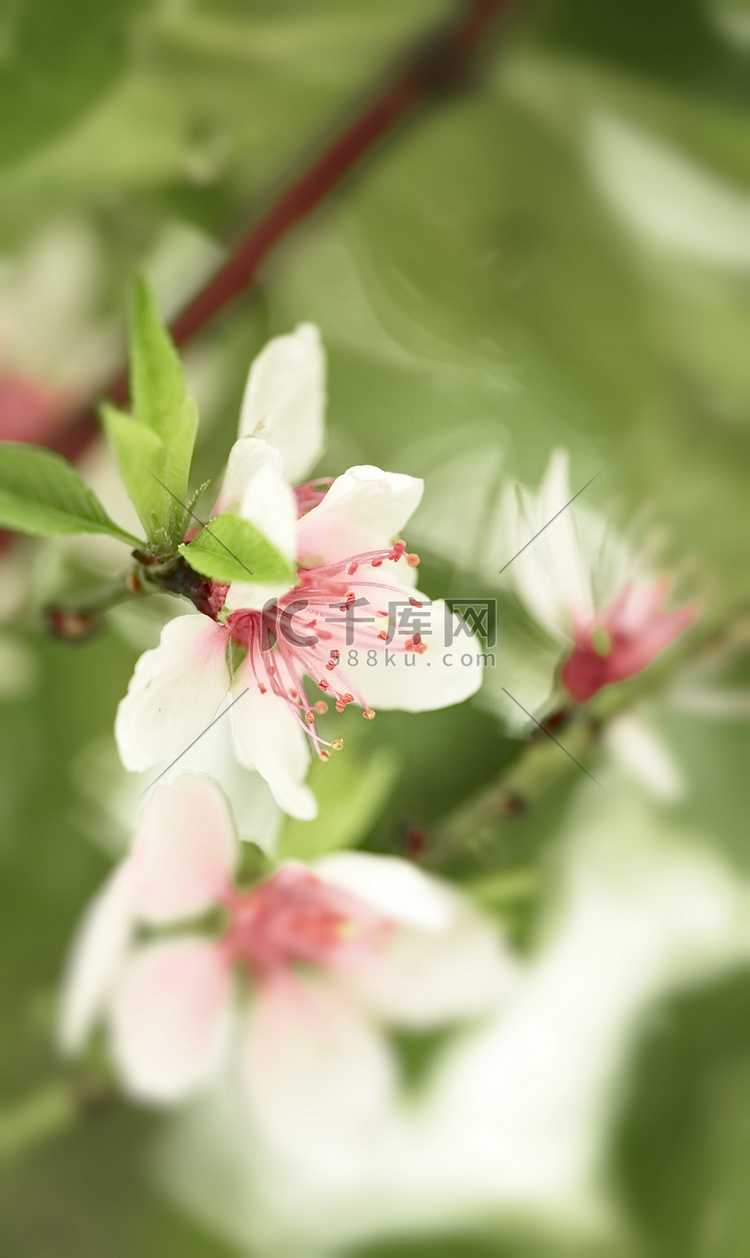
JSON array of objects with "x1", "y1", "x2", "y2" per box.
[
  {"x1": 313, "y1": 852, "x2": 454, "y2": 931},
  {"x1": 132, "y1": 776, "x2": 238, "y2": 924},
  {"x1": 239, "y1": 977, "x2": 395, "y2": 1175},
  {"x1": 231, "y1": 438, "x2": 298, "y2": 562},
  {"x1": 223, "y1": 577, "x2": 295, "y2": 613},
  {"x1": 505, "y1": 449, "x2": 605, "y2": 647},
  {"x1": 220, "y1": 439, "x2": 299, "y2": 611},
  {"x1": 111, "y1": 939, "x2": 232, "y2": 1104},
  {"x1": 58, "y1": 862, "x2": 136, "y2": 1053},
  {"x1": 230, "y1": 682, "x2": 316, "y2": 820},
  {"x1": 238, "y1": 324, "x2": 326, "y2": 484},
  {"x1": 537, "y1": 450, "x2": 593, "y2": 621},
  {"x1": 314, "y1": 854, "x2": 517, "y2": 1026},
  {"x1": 217, "y1": 435, "x2": 262, "y2": 511},
  {"x1": 115, "y1": 615, "x2": 230, "y2": 773},
  {"x1": 357, "y1": 600, "x2": 484, "y2": 711},
  {"x1": 135, "y1": 676, "x2": 286, "y2": 853},
  {"x1": 349, "y1": 903, "x2": 518, "y2": 1028},
  {"x1": 503, "y1": 483, "x2": 571, "y2": 644},
  {"x1": 159, "y1": 717, "x2": 284, "y2": 854},
  {"x1": 296, "y1": 465, "x2": 423, "y2": 566}
]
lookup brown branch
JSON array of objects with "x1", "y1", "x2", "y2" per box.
[
  {"x1": 51, "y1": 0, "x2": 513, "y2": 457},
  {"x1": 1, "y1": 0, "x2": 515, "y2": 549},
  {"x1": 169, "y1": 0, "x2": 512, "y2": 343}
]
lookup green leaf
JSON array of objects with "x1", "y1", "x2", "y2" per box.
[
  {"x1": 0, "y1": 442, "x2": 140, "y2": 544},
  {"x1": 100, "y1": 404, "x2": 177, "y2": 552},
  {"x1": 178, "y1": 511, "x2": 295, "y2": 587},
  {"x1": 130, "y1": 277, "x2": 198, "y2": 497},
  {"x1": 102, "y1": 279, "x2": 199, "y2": 551}
]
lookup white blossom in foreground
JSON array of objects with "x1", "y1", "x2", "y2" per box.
[
  {"x1": 116, "y1": 326, "x2": 485, "y2": 819},
  {"x1": 59, "y1": 775, "x2": 516, "y2": 1157},
  {"x1": 504, "y1": 449, "x2": 694, "y2": 704}
]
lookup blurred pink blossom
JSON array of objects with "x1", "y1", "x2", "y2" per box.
[{"x1": 59, "y1": 776, "x2": 515, "y2": 1152}]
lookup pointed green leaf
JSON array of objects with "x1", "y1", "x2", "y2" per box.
[
  {"x1": 130, "y1": 277, "x2": 198, "y2": 507},
  {"x1": 100, "y1": 404, "x2": 177, "y2": 551},
  {"x1": 102, "y1": 279, "x2": 199, "y2": 551},
  {"x1": 0, "y1": 442, "x2": 140, "y2": 544},
  {"x1": 178, "y1": 511, "x2": 295, "y2": 587}
]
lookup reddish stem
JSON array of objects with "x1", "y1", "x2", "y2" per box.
[
  {"x1": 168, "y1": 0, "x2": 511, "y2": 349},
  {"x1": 1, "y1": 0, "x2": 513, "y2": 545}
]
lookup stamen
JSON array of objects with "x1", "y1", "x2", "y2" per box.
[{"x1": 224, "y1": 540, "x2": 425, "y2": 753}]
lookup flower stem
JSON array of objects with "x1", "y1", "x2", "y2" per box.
[
  {"x1": 42, "y1": 572, "x2": 143, "y2": 640},
  {"x1": 426, "y1": 606, "x2": 750, "y2": 873},
  {"x1": 425, "y1": 709, "x2": 600, "y2": 872}
]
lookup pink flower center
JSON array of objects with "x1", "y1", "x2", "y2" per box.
[
  {"x1": 561, "y1": 581, "x2": 694, "y2": 702},
  {"x1": 221, "y1": 866, "x2": 388, "y2": 980},
  {"x1": 225, "y1": 540, "x2": 423, "y2": 757}
]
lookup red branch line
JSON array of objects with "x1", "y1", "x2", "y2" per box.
[{"x1": 3, "y1": 0, "x2": 512, "y2": 475}]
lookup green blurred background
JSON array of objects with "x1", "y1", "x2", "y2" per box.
[{"x1": 1, "y1": 1, "x2": 749, "y2": 1255}]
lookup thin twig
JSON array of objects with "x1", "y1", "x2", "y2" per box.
[{"x1": 501, "y1": 687, "x2": 603, "y2": 787}]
